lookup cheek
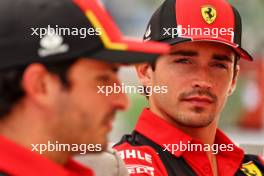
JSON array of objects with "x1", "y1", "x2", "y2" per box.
[
  {"x1": 70, "y1": 78, "x2": 98, "y2": 106},
  {"x1": 212, "y1": 77, "x2": 233, "y2": 110},
  {"x1": 152, "y1": 70, "x2": 186, "y2": 108},
  {"x1": 69, "y1": 83, "x2": 109, "y2": 126},
  {"x1": 65, "y1": 90, "x2": 107, "y2": 143},
  {"x1": 153, "y1": 69, "x2": 187, "y2": 96},
  {"x1": 214, "y1": 73, "x2": 233, "y2": 93}
]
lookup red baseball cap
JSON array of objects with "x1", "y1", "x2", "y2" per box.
[{"x1": 143, "y1": 0, "x2": 253, "y2": 61}]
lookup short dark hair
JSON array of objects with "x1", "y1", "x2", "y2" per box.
[{"x1": 0, "y1": 59, "x2": 77, "y2": 119}]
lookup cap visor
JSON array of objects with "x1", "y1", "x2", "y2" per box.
[
  {"x1": 88, "y1": 49, "x2": 157, "y2": 64},
  {"x1": 87, "y1": 37, "x2": 170, "y2": 64},
  {"x1": 167, "y1": 37, "x2": 253, "y2": 61}
]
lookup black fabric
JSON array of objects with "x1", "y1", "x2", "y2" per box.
[
  {"x1": 115, "y1": 131, "x2": 197, "y2": 176},
  {"x1": 0, "y1": 0, "x2": 163, "y2": 70},
  {"x1": 143, "y1": 0, "x2": 177, "y2": 41},
  {"x1": 238, "y1": 154, "x2": 264, "y2": 175},
  {"x1": 115, "y1": 131, "x2": 264, "y2": 176},
  {"x1": 132, "y1": 131, "x2": 197, "y2": 176},
  {"x1": 142, "y1": 0, "x2": 254, "y2": 61},
  {"x1": 88, "y1": 49, "x2": 157, "y2": 64},
  {"x1": 232, "y1": 6, "x2": 242, "y2": 46},
  {"x1": 0, "y1": 0, "x2": 102, "y2": 69}
]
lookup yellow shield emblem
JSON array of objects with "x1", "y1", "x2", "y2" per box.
[
  {"x1": 241, "y1": 161, "x2": 262, "y2": 176},
  {"x1": 201, "y1": 6, "x2": 217, "y2": 24}
]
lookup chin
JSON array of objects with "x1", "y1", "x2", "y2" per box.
[{"x1": 171, "y1": 111, "x2": 215, "y2": 127}]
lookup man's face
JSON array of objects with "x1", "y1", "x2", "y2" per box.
[
  {"x1": 142, "y1": 41, "x2": 238, "y2": 128},
  {"x1": 52, "y1": 59, "x2": 128, "y2": 151}
]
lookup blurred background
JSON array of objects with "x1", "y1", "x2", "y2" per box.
[{"x1": 100, "y1": 0, "x2": 264, "y2": 153}]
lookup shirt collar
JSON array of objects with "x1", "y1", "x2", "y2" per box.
[
  {"x1": 135, "y1": 108, "x2": 244, "y2": 157},
  {"x1": 0, "y1": 135, "x2": 94, "y2": 176},
  {"x1": 135, "y1": 108, "x2": 193, "y2": 156}
]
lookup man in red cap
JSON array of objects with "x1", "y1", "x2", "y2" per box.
[
  {"x1": 0, "y1": 0, "x2": 169, "y2": 175},
  {"x1": 114, "y1": 0, "x2": 264, "y2": 175}
]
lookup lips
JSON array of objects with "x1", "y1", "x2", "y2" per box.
[{"x1": 181, "y1": 96, "x2": 214, "y2": 106}]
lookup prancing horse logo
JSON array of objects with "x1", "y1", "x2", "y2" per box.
[
  {"x1": 201, "y1": 6, "x2": 217, "y2": 24},
  {"x1": 240, "y1": 161, "x2": 262, "y2": 176}
]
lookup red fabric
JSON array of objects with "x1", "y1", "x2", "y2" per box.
[
  {"x1": 258, "y1": 156, "x2": 264, "y2": 166},
  {"x1": 173, "y1": 0, "x2": 252, "y2": 61},
  {"x1": 115, "y1": 109, "x2": 245, "y2": 176},
  {"x1": 74, "y1": 0, "x2": 170, "y2": 54},
  {"x1": 115, "y1": 143, "x2": 167, "y2": 176},
  {"x1": 176, "y1": 0, "x2": 234, "y2": 42},
  {"x1": 0, "y1": 135, "x2": 94, "y2": 176}
]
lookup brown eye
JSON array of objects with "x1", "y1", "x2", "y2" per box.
[
  {"x1": 212, "y1": 63, "x2": 227, "y2": 69},
  {"x1": 174, "y1": 58, "x2": 192, "y2": 64}
]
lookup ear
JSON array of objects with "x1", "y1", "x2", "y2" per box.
[
  {"x1": 22, "y1": 63, "x2": 62, "y2": 106},
  {"x1": 228, "y1": 64, "x2": 240, "y2": 96},
  {"x1": 135, "y1": 63, "x2": 153, "y2": 87}
]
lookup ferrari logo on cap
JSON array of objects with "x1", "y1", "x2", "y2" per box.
[
  {"x1": 240, "y1": 161, "x2": 262, "y2": 176},
  {"x1": 201, "y1": 6, "x2": 217, "y2": 24}
]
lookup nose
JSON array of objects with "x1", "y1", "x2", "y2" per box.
[
  {"x1": 191, "y1": 68, "x2": 212, "y2": 90},
  {"x1": 192, "y1": 80, "x2": 212, "y2": 90}
]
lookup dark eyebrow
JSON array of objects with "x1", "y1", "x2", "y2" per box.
[
  {"x1": 212, "y1": 54, "x2": 233, "y2": 63},
  {"x1": 170, "y1": 50, "x2": 198, "y2": 57}
]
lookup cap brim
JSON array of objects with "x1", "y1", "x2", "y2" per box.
[
  {"x1": 88, "y1": 49, "x2": 157, "y2": 64},
  {"x1": 74, "y1": 0, "x2": 170, "y2": 64},
  {"x1": 87, "y1": 37, "x2": 170, "y2": 64},
  {"x1": 166, "y1": 37, "x2": 253, "y2": 61}
]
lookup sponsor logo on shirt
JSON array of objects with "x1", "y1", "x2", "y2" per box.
[
  {"x1": 118, "y1": 149, "x2": 152, "y2": 164},
  {"x1": 126, "y1": 164, "x2": 154, "y2": 176}
]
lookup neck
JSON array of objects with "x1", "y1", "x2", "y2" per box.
[
  {"x1": 0, "y1": 104, "x2": 70, "y2": 165},
  {"x1": 175, "y1": 122, "x2": 217, "y2": 146},
  {"x1": 149, "y1": 106, "x2": 219, "y2": 175},
  {"x1": 149, "y1": 106, "x2": 218, "y2": 146}
]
